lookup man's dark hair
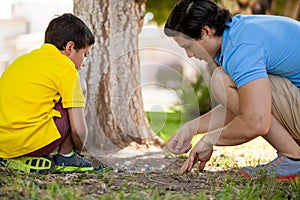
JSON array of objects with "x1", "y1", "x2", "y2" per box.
[
  {"x1": 44, "y1": 13, "x2": 95, "y2": 51},
  {"x1": 164, "y1": 0, "x2": 232, "y2": 39}
]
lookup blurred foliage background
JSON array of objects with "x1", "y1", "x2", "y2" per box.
[{"x1": 146, "y1": 0, "x2": 300, "y2": 26}]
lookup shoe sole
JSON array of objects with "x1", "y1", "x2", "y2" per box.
[
  {"x1": 3, "y1": 157, "x2": 53, "y2": 173},
  {"x1": 52, "y1": 165, "x2": 93, "y2": 173},
  {"x1": 239, "y1": 169, "x2": 300, "y2": 182}
]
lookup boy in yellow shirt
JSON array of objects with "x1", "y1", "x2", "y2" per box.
[{"x1": 0, "y1": 13, "x2": 95, "y2": 173}]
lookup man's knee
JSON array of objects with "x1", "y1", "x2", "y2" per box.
[
  {"x1": 210, "y1": 67, "x2": 239, "y2": 114},
  {"x1": 210, "y1": 67, "x2": 234, "y2": 98}
]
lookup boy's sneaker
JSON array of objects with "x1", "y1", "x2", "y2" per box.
[
  {"x1": 0, "y1": 157, "x2": 5, "y2": 167},
  {"x1": 0, "y1": 156, "x2": 54, "y2": 174},
  {"x1": 52, "y1": 152, "x2": 93, "y2": 173},
  {"x1": 240, "y1": 152, "x2": 300, "y2": 181}
]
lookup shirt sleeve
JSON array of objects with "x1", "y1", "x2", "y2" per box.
[
  {"x1": 223, "y1": 44, "x2": 268, "y2": 88},
  {"x1": 59, "y1": 68, "x2": 85, "y2": 108}
]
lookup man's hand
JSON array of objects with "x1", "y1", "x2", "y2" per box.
[
  {"x1": 178, "y1": 138, "x2": 213, "y2": 174},
  {"x1": 166, "y1": 123, "x2": 194, "y2": 154}
]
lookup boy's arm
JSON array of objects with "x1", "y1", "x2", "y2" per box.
[{"x1": 67, "y1": 107, "x2": 88, "y2": 153}]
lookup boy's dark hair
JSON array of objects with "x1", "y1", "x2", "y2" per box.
[
  {"x1": 164, "y1": 0, "x2": 232, "y2": 39},
  {"x1": 45, "y1": 13, "x2": 95, "y2": 51}
]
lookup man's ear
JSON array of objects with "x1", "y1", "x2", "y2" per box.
[
  {"x1": 64, "y1": 41, "x2": 75, "y2": 56},
  {"x1": 201, "y1": 26, "x2": 214, "y2": 38}
]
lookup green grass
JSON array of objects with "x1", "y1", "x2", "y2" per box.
[
  {"x1": 1, "y1": 111, "x2": 300, "y2": 199},
  {"x1": 1, "y1": 169, "x2": 300, "y2": 200},
  {"x1": 147, "y1": 111, "x2": 182, "y2": 142}
]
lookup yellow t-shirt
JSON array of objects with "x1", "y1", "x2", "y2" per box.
[{"x1": 0, "y1": 44, "x2": 85, "y2": 158}]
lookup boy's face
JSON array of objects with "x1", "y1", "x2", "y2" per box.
[
  {"x1": 62, "y1": 41, "x2": 93, "y2": 70},
  {"x1": 68, "y1": 45, "x2": 93, "y2": 70}
]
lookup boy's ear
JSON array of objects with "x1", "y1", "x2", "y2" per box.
[{"x1": 64, "y1": 41, "x2": 75, "y2": 56}]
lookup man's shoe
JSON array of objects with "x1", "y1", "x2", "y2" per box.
[
  {"x1": 0, "y1": 156, "x2": 54, "y2": 174},
  {"x1": 52, "y1": 152, "x2": 93, "y2": 173},
  {"x1": 240, "y1": 152, "x2": 300, "y2": 181}
]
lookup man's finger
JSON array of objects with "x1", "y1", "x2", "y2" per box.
[
  {"x1": 175, "y1": 135, "x2": 184, "y2": 152},
  {"x1": 187, "y1": 154, "x2": 196, "y2": 171},
  {"x1": 178, "y1": 159, "x2": 189, "y2": 174},
  {"x1": 198, "y1": 160, "x2": 207, "y2": 172},
  {"x1": 166, "y1": 136, "x2": 179, "y2": 153},
  {"x1": 183, "y1": 144, "x2": 192, "y2": 153}
]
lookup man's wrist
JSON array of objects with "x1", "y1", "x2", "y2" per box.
[
  {"x1": 202, "y1": 136, "x2": 214, "y2": 147},
  {"x1": 202, "y1": 128, "x2": 222, "y2": 146},
  {"x1": 186, "y1": 120, "x2": 198, "y2": 136}
]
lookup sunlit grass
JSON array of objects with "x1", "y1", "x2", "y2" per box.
[
  {"x1": 147, "y1": 111, "x2": 182, "y2": 142},
  {"x1": 147, "y1": 111, "x2": 276, "y2": 169},
  {"x1": 0, "y1": 111, "x2": 299, "y2": 199},
  {"x1": 1, "y1": 168, "x2": 300, "y2": 200}
]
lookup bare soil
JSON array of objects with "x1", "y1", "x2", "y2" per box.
[
  {"x1": 79, "y1": 141, "x2": 269, "y2": 196},
  {"x1": 0, "y1": 138, "x2": 276, "y2": 197}
]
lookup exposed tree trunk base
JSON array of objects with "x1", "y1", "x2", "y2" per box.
[
  {"x1": 140, "y1": 135, "x2": 166, "y2": 148},
  {"x1": 102, "y1": 141, "x2": 167, "y2": 159},
  {"x1": 108, "y1": 134, "x2": 166, "y2": 149},
  {"x1": 85, "y1": 132, "x2": 166, "y2": 157}
]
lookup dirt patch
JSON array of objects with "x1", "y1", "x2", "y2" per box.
[
  {"x1": 79, "y1": 145, "x2": 243, "y2": 195},
  {"x1": 81, "y1": 139, "x2": 276, "y2": 195},
  {"x1": 0, "y1": 138, "x2": 276, "y2": 198},
  {"x1": 88, "y1": 157, "x2": 240, "y2": 195}
]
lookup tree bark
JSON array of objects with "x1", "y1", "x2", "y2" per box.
[
  {"x1": 73, "y1": 0, "x2": 164, "y2": 153},
  {"x1": 275, "y1": 0, "x2": 300, "y2": 20}
]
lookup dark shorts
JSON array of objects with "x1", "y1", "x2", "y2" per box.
[{"x1": 27, "y1": 101, "x2": 70, "y2": 156}]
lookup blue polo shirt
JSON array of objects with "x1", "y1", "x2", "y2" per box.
[{"x1": 215, "y1": 14, "x2": 300, "y2": 88}]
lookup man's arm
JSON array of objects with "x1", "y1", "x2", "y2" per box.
[
  {"x1": 179, "y1": 78, "x2": 272, "y2": 173},
  {"x1": 67, "y1": 107, "x2": 88, "y2": 153},
  {"x1": 204, "y1": 77, "x2": 272, "y2": 146},
  {"x1": 167, "y1": 104, "x2": 235, "y2": 154}
]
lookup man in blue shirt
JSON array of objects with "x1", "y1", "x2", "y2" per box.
[{"x1": 164, "y1": 0, "x2": 300, "y2": 181}]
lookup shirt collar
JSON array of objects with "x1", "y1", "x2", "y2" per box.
[{"x1": 214, "y1": 19, "x2": 233, "y2": 66}]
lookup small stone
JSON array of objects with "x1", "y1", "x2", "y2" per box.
[
  {"x1": 144, "y1": 165, "x2": 151, "y2": 172},
  {"x1": 130, "y1": 164, "x2": 138, "y2": 170},
  {"x1": 124, "y1": 161, "x2": 131, "y2": 166},
  {"x1": 159, "y1": 165, "x2": 166, "y2": 170}
]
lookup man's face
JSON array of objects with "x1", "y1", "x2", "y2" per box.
[{"x1": 173, "y1": 29, "x2": 221, "y2": 63}]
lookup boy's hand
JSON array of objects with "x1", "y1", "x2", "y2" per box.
[
  {"x1": 178, "y1": 139, "x2": 213, "y2": 174},
  {"x1": 166, "y1": 124, "x2": 194, "y2": 154}
]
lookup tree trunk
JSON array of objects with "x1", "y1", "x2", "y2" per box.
[
  {"x1": 73, "y1": 0, "x2": 164, "y2": 153},
  {"x1": 276, "y1": 0, "x2": 300, "y2": 20},
  {"x1": 283, "y1": 0, "x2": 293, "y2": 16},
  {"x1": 291, "y1": 0, "x2": 300, "y2": 19}
]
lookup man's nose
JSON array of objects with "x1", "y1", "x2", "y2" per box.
[{"x1": 186, "y1": 49, "x2": 194, "y2": 58}]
